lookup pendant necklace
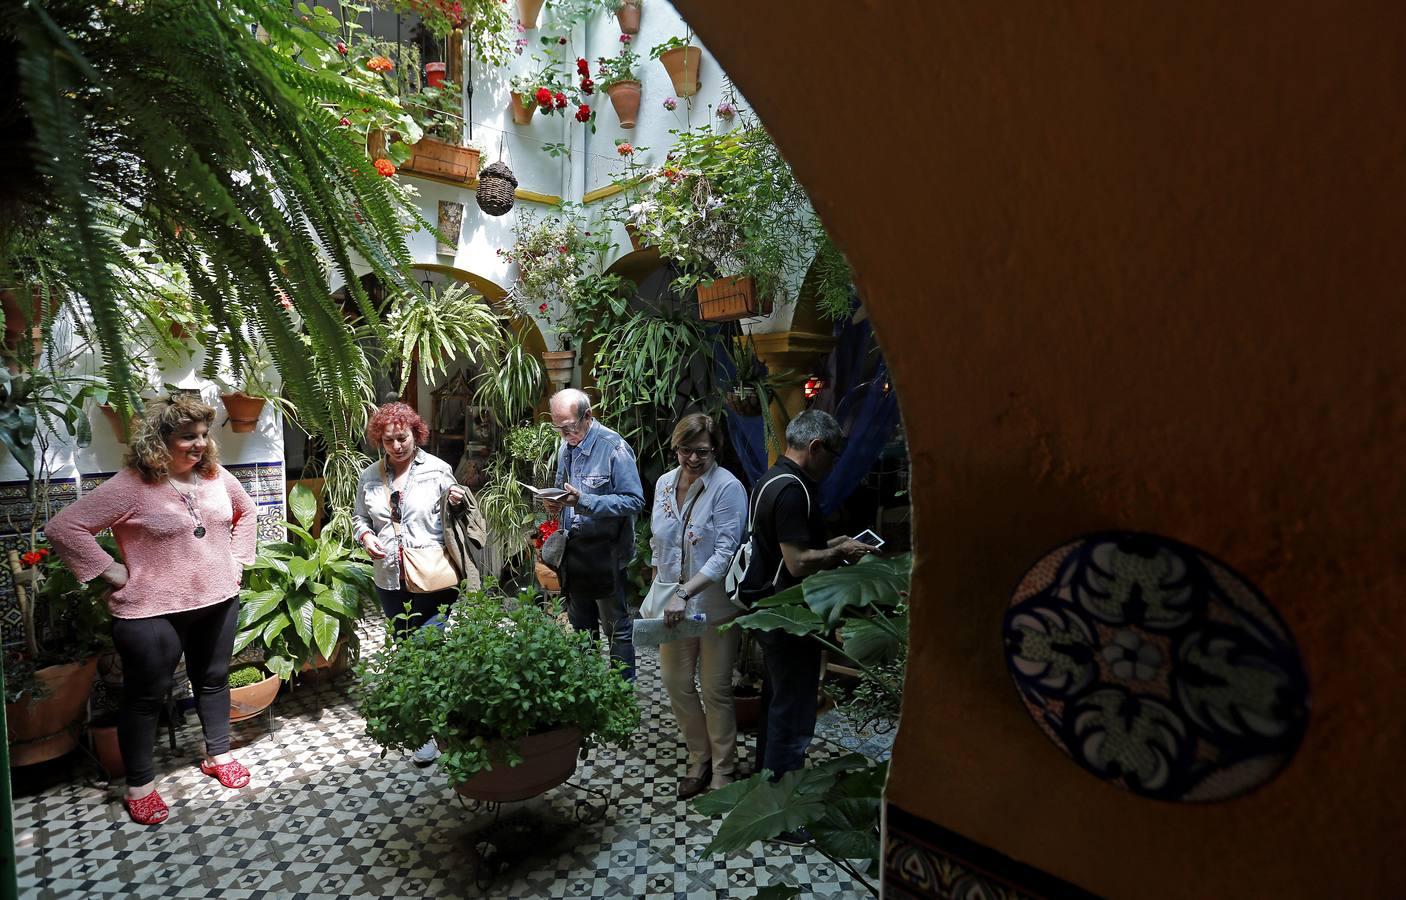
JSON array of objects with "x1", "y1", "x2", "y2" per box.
[{"x1": 170, "y1": 476, "x2": 207, "y2": 538}]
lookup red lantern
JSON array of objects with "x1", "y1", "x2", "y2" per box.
[{"x1": 803, "y1": 376, "x2": 825, "y2": 400}]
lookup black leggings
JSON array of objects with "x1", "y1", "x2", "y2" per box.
[
  {"x1": 110, "y1": 597, "x2": 239, "y2": 787},
  {"x1": 376, "y1": 583, "x2": 458, "y2": 640}
]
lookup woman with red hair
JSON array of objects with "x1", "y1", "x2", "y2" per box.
[{"x1": 352, "y1": 402, "x2": 467, "y2": 764}]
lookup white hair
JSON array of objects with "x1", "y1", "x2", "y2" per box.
[{"x1": 550, "y1": 388, "x2": 592, "y2": 419}]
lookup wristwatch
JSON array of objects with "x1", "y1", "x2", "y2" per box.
[{"x1": 674, "y1": 587, "x2": 690, "y2": 602}]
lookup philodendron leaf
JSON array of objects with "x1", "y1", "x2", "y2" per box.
[
  {"x1": 288, "y1": 482, "x2": 317, "y2": 528},
  {"x1": 701, "y1": 768, "x2": 832, "y2": 855},
  {"x1": 838, "y1": 613, "x2": 907, "y2": 666},
  {"x1": 810, "y1": 797, "x2": 880, "y2": 862},
  {"x1": 732, "y1": 605, "x2": 824, "y2": 636},
  {"x1": 691, "y1": 770, "x2": 770, "y2": 817},
  {"x1": 801, "y1": 553, "x2": 911, "y2": 628}
]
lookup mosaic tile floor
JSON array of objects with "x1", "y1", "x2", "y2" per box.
[{"x1": 15, "y1": 617, "x2": 890, "y2": 899}]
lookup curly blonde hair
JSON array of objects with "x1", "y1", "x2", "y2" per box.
[{"x1": 126, "y1": 394, "x2": 221, "y2": 484}]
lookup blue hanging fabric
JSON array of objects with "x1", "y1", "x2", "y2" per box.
[{"x1": 819, "y1": 315, "x2": 901, "y2": 515}]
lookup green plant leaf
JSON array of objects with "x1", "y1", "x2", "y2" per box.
[
  {"x1": 311, "y1": 605, "x2": 340, "y2": 660},
  {"x1": 288, "y1": 482, "x2": 317, "y2": 528},
  {"x1": 287, "y1": 591, "x2": 315, "y2": 645},
  {"x1": 732, "y1": 605, "x2": 824, "y2": 636},
  {"x1": 702, "y1": 768, "x2": 831, "y2": 855},
  {"x1": 810, "y1": 797, "x2": 880, "y2": 862},
  {"x1": 237, "y1": 589, "x2": 284, "y2": 627},
  {"x1": 800, "y1": 554, "x2": 911, "y2": 628},
  {"x1": 266, "y1": 654, "x2": 295, "y2": 681},
  {"x1": 691, "y1": 769, "x2": 770, "y2": 817},
  {"x1": 839, "y1": 613, "x2": 907, "y2": 666}
]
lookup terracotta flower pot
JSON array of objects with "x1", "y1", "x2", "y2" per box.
[
  {"x1": 220, "y1": 392, "x2": 266, "y2": 433},
  {"x1": 535, "y1": 559, "x2": 560, "y2": 593},
  {"x1": 89, "y1": 721, "x2": 125, "y2": 779},
  {"x1": 615, "y1": 0, "x2": 641, "y2": 34},
  {"x1": 401, "y1": 138, "x2": 481, "y2": 185},
  {"x1": 541, "y1": 350, "x2": 576, "y2": 387},
  {"x1": 229, "y1": 671, "x2": 281, "y2": 722},
  {"x1": 658, "y1": 46, "x2": 702, "y2": 98},
  {"x1": 517, "y1": 0, "x2": 545, "y2": 29},
  {"x1": 299, "y1": 642, "x2": 348, "y2": 674},
  {"x1": 509, "y1": 91, "x2": 537, "y2": 126},
  {"x1": 1, "y1": 286, "x2": 44, "y2": 367},
  {"x1": 453, "y1": 725, "x2": 582, "y2": 802},
  {"x1": 6, "y1": 657, "x2": 100, "y2": 766},
  {"x1": 424, "y1": 61, "x2": 446, "y2": 88},
  {"x1": 624, "y1": 222, "x2": 643, "y2": 252},
  {"x1": 604, "y1": 80, "x2": 642, "y2": 129}
]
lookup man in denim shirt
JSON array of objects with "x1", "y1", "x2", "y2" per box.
[{"x1": 542, "y1": 389, "x2": 645, "y2": 681}]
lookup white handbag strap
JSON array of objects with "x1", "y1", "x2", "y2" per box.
[{"x1": 748, "y1": 473, "x2": 811, "y2": 591}]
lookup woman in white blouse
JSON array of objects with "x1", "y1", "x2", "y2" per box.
[{"x1": 651, "y1": 413, "x2": 748, "y2": 799}]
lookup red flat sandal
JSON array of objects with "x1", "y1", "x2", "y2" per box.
[
  {"x1": 200, "y1": 758, "x2": 251, "y2": 789},
  {"x1": 123, "y1": 790, "x2": 169, "y2": 825}
]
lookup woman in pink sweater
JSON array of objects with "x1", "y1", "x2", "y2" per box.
[{"x1": 47, "y1": 395, "x2": 257, "y2": 825}]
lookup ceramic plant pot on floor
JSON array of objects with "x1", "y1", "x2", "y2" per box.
[
  {"x1": 6, "y1": 656, "x2": 100, "y2": 766},
  {"x1": 229, "y1": 671, "x2": 280, "y2": 722},
  {"x1": 452, "y1": 726, "x2": 582, "y2": 802},
  {"x1": 604, "y1": 80, "x2": 642, "y2": 128}
]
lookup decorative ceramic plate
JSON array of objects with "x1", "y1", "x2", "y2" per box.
[{"x1": 1002, "y1": 532, "x2": 1309, "y2": 802}]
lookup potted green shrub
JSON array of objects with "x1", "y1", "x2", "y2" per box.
[
  {"x1": 233, "y1": 484, "x2": 377, "y2": 681},
  {"x1": 359, "y1": 588, "x2": 639, "y2": 800},
  {"x1": 4, "y1": 539, "x2": 114, "y2": 766},
  {"x1": 227, "y1": 661, "x2": 281, "y2": 722}
]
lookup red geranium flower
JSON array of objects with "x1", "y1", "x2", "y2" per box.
[
  {"x1": 580, "y1": 77, "x2": 594, "y2": 95},
  {"x1": 339, "y1": 117, "x2": 352, "y2": 127},
  {"x1": 534, "y1": 86, "x2": 553, "y2": 107},
  {"x1": 373, "y1": 158, "x2": 396, "y2": 177},
  {"x1": 576, "y1": 57, "x2": 590, "y2": 76},
  {"x1": 539, "y1": 302, "x2": 549, "y2": 313},
  {"x1": 554, "y1": 92, "x2": 567, "y2": 109},
  {"x1": 530, "y1": 518, "x2": 560, "y2": 549},
  {"x1": 574, "y1": 103, "x2": 592, "y2": 123},
  {"x1": 20, "y1": 551, "x2": 43, "y2": 567},
  {"x1": 616, "y1": 142, "x2": 634, "y2": 156}
]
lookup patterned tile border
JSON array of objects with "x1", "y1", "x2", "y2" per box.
[{"x1": 883, "y1": 804, "x2": 1100, "y2": 900}]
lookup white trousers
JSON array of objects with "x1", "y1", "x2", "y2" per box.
[{"x1": 658, "y1": 622, "x2": 741, "y2": 776}]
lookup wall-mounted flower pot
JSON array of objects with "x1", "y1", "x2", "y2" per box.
[
  {"x1": 229, "y1": 671, "x2": 281, "y2": 722},
  {"x1": 509, "y1": 91, "x2": 537, "y2": 126},
  {"x1": 604, "y1": 80, "x2": 642, "y2": 129},
  {"x1": 98, "y1": 403, "x2": 140, "y2": 444},
  {"x1": 624, "y1": 223, "x2": 644, "y2": 252},
  {"x1": 452, "y1": 725, "x2": 582, "y2": 802},
  {"x1": 724, "y1": 386, "x2": 765, "y2": 417},
  {"x1": 615, "y1": 0, "x2": 641, "y2": 34},
  {"x1": 6, "y1": 656, "x2": 100, "y2": 766},
  {"x1": 698, "y1": 275, "x2": 772, "y2": 322},
  {"x1": 658, "y1": 46, "x2": 702, "y2": 98},
  {"x1": 541, "y1": 350, "x2": 576, "y2": 387},
  {"x1": 517, "y1": 0, "x2": 545, "y2": 29},
  {"x1": 402, "y1": 138, "x2": 481, "y2": 185},
  {"x1": 424, "y1": 61, "x2": 446, "y2": 88},
  {"x1": 221, "y1": 392, "x2": 266, "y2": 433}
]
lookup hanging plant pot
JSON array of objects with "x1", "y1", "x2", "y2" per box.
[
  {"x1": 517, "y1": 0, "x2": 545, "y2": 29},
  {"x1": 604, "y1": 80, "x2": 642, "y2": 129},
  {"x1": 98, "y1": 403, "x2": 140, "y2": 444},
  {"x1": 698, "y1": 275, "x2": 772, "y2": 322},
  {"x1": 229, "y1": 671, "x2": 281, "y2": 722},
  {"x1": 452, "y1": 725, "x2": 582, "y2": 802},
  {"x1": 2, "y1": 286, "x2": 44, "y2": 367},
  {"x1": 476, "y1": 161, "x2": 518, "y2": 217},
  {"x1": 624, "y1": 223, "x2": 643, "y2": 252},
  {"x1": 221, "y1": 392, "x2": 266, "y2": 433},
  {"x1": 615, "y1": 0, "x2": 641, "y2": 34},
  {"x1": 424, "y1": 61, "x2": 447, "y2": 88},
  {"x1": 401, "y1": 138, "x2": 481, "y2": 185},
  {"x1": 6, "y1": 656, "x2": 100, "y2": 766},
  {"x1": 724, "y1": 386, "x2": 765, "y2": 417},
  {"x1": 541, "y1": 350, "x2": 576, "y2": 387},
  {"x1": 508, "y1": 91, "x2": 537, "y2": 126},
  {"x1": 658, "y1": 46, "x2": 702, "y2": 98}
]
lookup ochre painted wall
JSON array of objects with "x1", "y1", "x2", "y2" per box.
[{"x1": 674, "y1": 1, "x2": 1406, "y2": 896}]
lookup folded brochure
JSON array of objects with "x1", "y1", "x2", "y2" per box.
[{"x1": 517, "y1": 481, "x2": 571, "y2": 502}]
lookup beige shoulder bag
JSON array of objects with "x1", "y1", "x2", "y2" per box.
[{"x1": 383, "y1": 461, "x2": 461, "y2": 594}]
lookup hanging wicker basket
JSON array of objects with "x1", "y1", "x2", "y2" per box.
[{"x1": 476, "y1": 161, "x2": 517, "y2": 217}]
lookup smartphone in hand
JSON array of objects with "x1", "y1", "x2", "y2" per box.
[{"x1": 851, "y1": 528, "x2": 885, "y2": 550}]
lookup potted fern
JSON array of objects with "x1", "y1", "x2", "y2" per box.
[{"x1": 359, "y1": 587, "x2": 639, "y2": 801}]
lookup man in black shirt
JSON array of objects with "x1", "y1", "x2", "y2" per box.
[{"x1": 738, "y1": 410, "x2": 875, "y2": 804}]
